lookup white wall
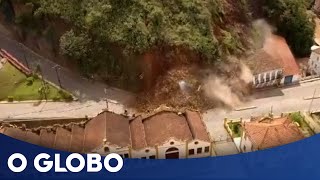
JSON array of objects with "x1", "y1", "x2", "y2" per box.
[
  {"x1": 187, "y1": 140, "x2": 211, "y2": 158},
  {"x1": 253, "y1": 69, "x2": 282, "y2": 88},
  {"x1": 309, "y1": 52, "x2": 320, "y2": 75},
  {"x1": 131, "y1": 147, "x2": 157, "y2": 159},
  {"x1": 94, "y1": 143, "x2": 130, "y2": 158},
  {"x1": 239, "y1": 131, "x2": 254, "y2": 153},
  {"x1": 157, "y1": 138, "x2": 186, "y2": 159}
]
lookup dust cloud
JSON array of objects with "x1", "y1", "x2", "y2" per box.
[
  {"x1": 252, "y1": 19, "x2": 275, "y2": 49},
  {"x1": 202, "y1": 59, "x2": 253, "y2": 109}
]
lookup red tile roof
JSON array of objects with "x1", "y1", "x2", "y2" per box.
[
  {"x1": 83, "y1": 111, "x2": 130, "y2": 152},
  {"x1": 129, "y1": 116, "x2": 148, "y2": 149},
  {"x1": 244, "y1": 116, "x2": 304, "y2": 150},
  {"x1": 129, "y1": 110, "x2": 211, "y2": 149},
  {"x1": 0, "y1": 110, "x2": 210, "y2": 152},
  {"x1": 54, "y1": 127, "x2": 71, "y2": 152},
  {"x1": 263, "y1": 35, "x2": 300, "y2": 76},
  {"x1": 185, "y1": 110, "x2": 211, "y2": 142},
  {"x1": 40, "y1": 129, "x2": 56, "y2": 149},
  {"x1": 143, "y1": 111, "x2": 193, "y2": 146}
]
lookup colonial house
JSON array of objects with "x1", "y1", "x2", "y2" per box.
[
  {"x1": 243, "y1": 35, "x2": 300, "y2": 88},
  {"x1": 240, "y1": 116, "x2": 304, "y2": 153},
  {"x1": 309, "y1": 46, "x2": 320, "y2": 76},
  {"x1": 130, "y1": 110, "x2": 212, "y2": 159},
  {"x1": 0, "y1": 109, "x2": 212, "y2": 159}
]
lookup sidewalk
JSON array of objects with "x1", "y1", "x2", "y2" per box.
[{"x1": 0, "y1": 100, "x2": 131, "y2": 120}]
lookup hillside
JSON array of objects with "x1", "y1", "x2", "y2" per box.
[{"x1": 0, "y1": 0, "x2": 315, "y2": 111}]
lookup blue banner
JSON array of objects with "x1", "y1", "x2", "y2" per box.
[{"x1": 0, "y1": 133, "x2": 318, "y2": 179}]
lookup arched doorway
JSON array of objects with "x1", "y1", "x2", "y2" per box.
[{"x1": 165, "y1": 147, "x2": 179, "y2": 159}]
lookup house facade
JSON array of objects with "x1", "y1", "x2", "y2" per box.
[
  {"x1": 244, "y1": 35, "x2": 300, "y2": 88},
  {"x1": 240, "y1": 116, "x2": 304, "y2": 153}
]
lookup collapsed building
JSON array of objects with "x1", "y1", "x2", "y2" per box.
[{"x1": 0, "y1": 109, "x2": 212, "y2": 159}]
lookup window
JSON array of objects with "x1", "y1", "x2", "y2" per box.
[
  {"x1": 124, "y1": 153, "x2": 129, "y2": 158},
  {"x1": 254, "y1": 75, "x2": 259, "y2": 85},
  {"x1": 271, "y1": 71, "x2": 275, "y2": 80},
  {"x1": 276, "y1": 71, "x2": 282, "y2": 79},
  {"x1": 149, "y1": 155, "x2": 156, "y2": 159},
  {"x1": 189, "y1": 149, "x2": 195, "y2": 155},
  {"x1": 141, "y1": 157, "x2": 146, "y2": 159},
  {"x1": 266, "y1": 73, "x2": 270, "y2": 82},
  {"x1": 204, "y1": 146, "x2": 210, "y2": 153},
  {"x1": 197, "y1": 148, "x2": 202, "y2": 154},
  {"x1": 260, "y1": 74, "x2": 265, "y2": 83},
  {"x1": 170, "y1": 141, "x2": 174, "y2": 145},
  {"x1": 104, "y1": 147, "x2": 109, "y2": 152},
  {"x1": 145, "y1": 149, "x2": 149, "y2": 153},
  {"x1": 194, "y1": 141, "x2": 199, "y2": 145}
]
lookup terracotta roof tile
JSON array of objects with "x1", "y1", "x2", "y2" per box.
[
  {"x1": 263, "y1": 35, "x2": 300, "y2": 75},
  {"x1": 243, "y1": 35, "x2": 300, "y2": 76},
  {"x1": 25, "y1": 131, "x2": 41, "y2": 145},
  {"x1": 2, "y1": 128, "x2": 26, "y2": 140},
  {"x1": 69, "y1": 125, "x2": 85, "y2": 153},
  {"x1": 243, "y1": 49, "x2": 283, "y2": 74},
  {"x1": 244, "y1": 117, "x2": 304, "y2": 150},
  {"x1": 185, "y1": 110, "x2": 211, "y2": 142},
  {"x1": 129, "y1": 116, "x2": 148, "y2": 150},
  {"x1": 54, "y1": 127, "x2": 72, "y2": 152},
  {"x1": 84, "y1": 111, "x2": 130, "y2": 152},
  {"x1": 143, "y1": 111, "x2": 193, "y2": 146},
  {"x1": 40, "y1": 129, "x2": 56, "y2": 149}
]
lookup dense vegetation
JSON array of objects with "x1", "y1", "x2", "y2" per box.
[
  {"x1": 0, "y1": 0, "x2": 316, "y2": 91},
  {"x1": 3, "y1": 0, "x2": 248, "y2": 88},
  {"x1": 264, "y1": 0, "x2": 315, "y2": 57}
]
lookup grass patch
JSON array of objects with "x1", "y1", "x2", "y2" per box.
[
  {"x1": 227, "y1": 122, "x2": 242, "y2": 138},
  {"x1": 289, "y1": 112, "x2": 314, "y2": 135},
  {"x1": 0, "y1": 62, "x2": 72, "y2": 101}
]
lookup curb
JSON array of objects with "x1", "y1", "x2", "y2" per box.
[
  {"x1": 0, "y1": 99, "x2": 74, "y2": 104},
  {"x1": 234, "y1": 106, "x2": 257, "y2": 111}
]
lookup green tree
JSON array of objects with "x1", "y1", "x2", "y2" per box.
[{"x1": 264, "y1": 0, "x2": 315, "y2": 57}]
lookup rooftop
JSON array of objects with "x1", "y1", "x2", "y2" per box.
[
  {"x1": 0, "y1": 110, "x2": 211, "y2": 152},
  {"x1": 244, "y1": 35, "x2": 300, "y2": 76},
  {"x1": 129, "y1": 110, "x2": 211, "y2": 150},
  {"x1": 243, "y1": 116, "x2": 304, "y2": 150}
]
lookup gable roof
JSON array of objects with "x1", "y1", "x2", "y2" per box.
[
  {"x1": 0, "y1": 110, "x2": 211, "y2": 152},
  {"x1": 129, "y1": 110, "x2": 211, "y2": 150},
  {"x1": 243, "y1": 35, "x2": 300, "y2": 76},
  {"x1": 263, "y1": 35, "x2": 300, "y2": 76},
  {"x1": 243, "y1": 49, "x2": 283, "y2": 74},
  {"x1": 243, "y1": 116, "x2": 304, "y2": 150},
  {"x1": 83, "y1": 111, "x2": 131, "y2": 152}
]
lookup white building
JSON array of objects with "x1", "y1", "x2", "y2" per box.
[
  {"x1": 0, "y1": 110, "x2": 212, "y2": 159},
  {"x1": 309, "y1": 46, "x2": 320, "y2": 76},
  {"x1": 243, "y1": 35, "x2": 300, "y2": 88},
  {"x1": 129, "y1": 110, "x2": 212, "y2": 159}
]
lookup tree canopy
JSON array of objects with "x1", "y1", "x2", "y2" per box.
[{"x1": 264, "y1": 0, "x2": 315, "y2": 57}]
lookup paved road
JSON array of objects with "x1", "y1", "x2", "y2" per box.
[
  {"x1": 0, "y1": 33, "x2": 135, "y2": 105},
  {"x1": 204, "y1": 80, "x2": 320, "y2": 141},
  {"x1": 0, "y1": 100, "x2": 132, "y2": 120}
]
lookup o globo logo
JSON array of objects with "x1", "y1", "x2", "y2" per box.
[{"x1": 7, "y1": 153, "x2": 123, "y2": 173}]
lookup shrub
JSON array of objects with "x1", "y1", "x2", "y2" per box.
[{"x1": 290, "y1": 112, "x2": 303, "y2": 126}]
